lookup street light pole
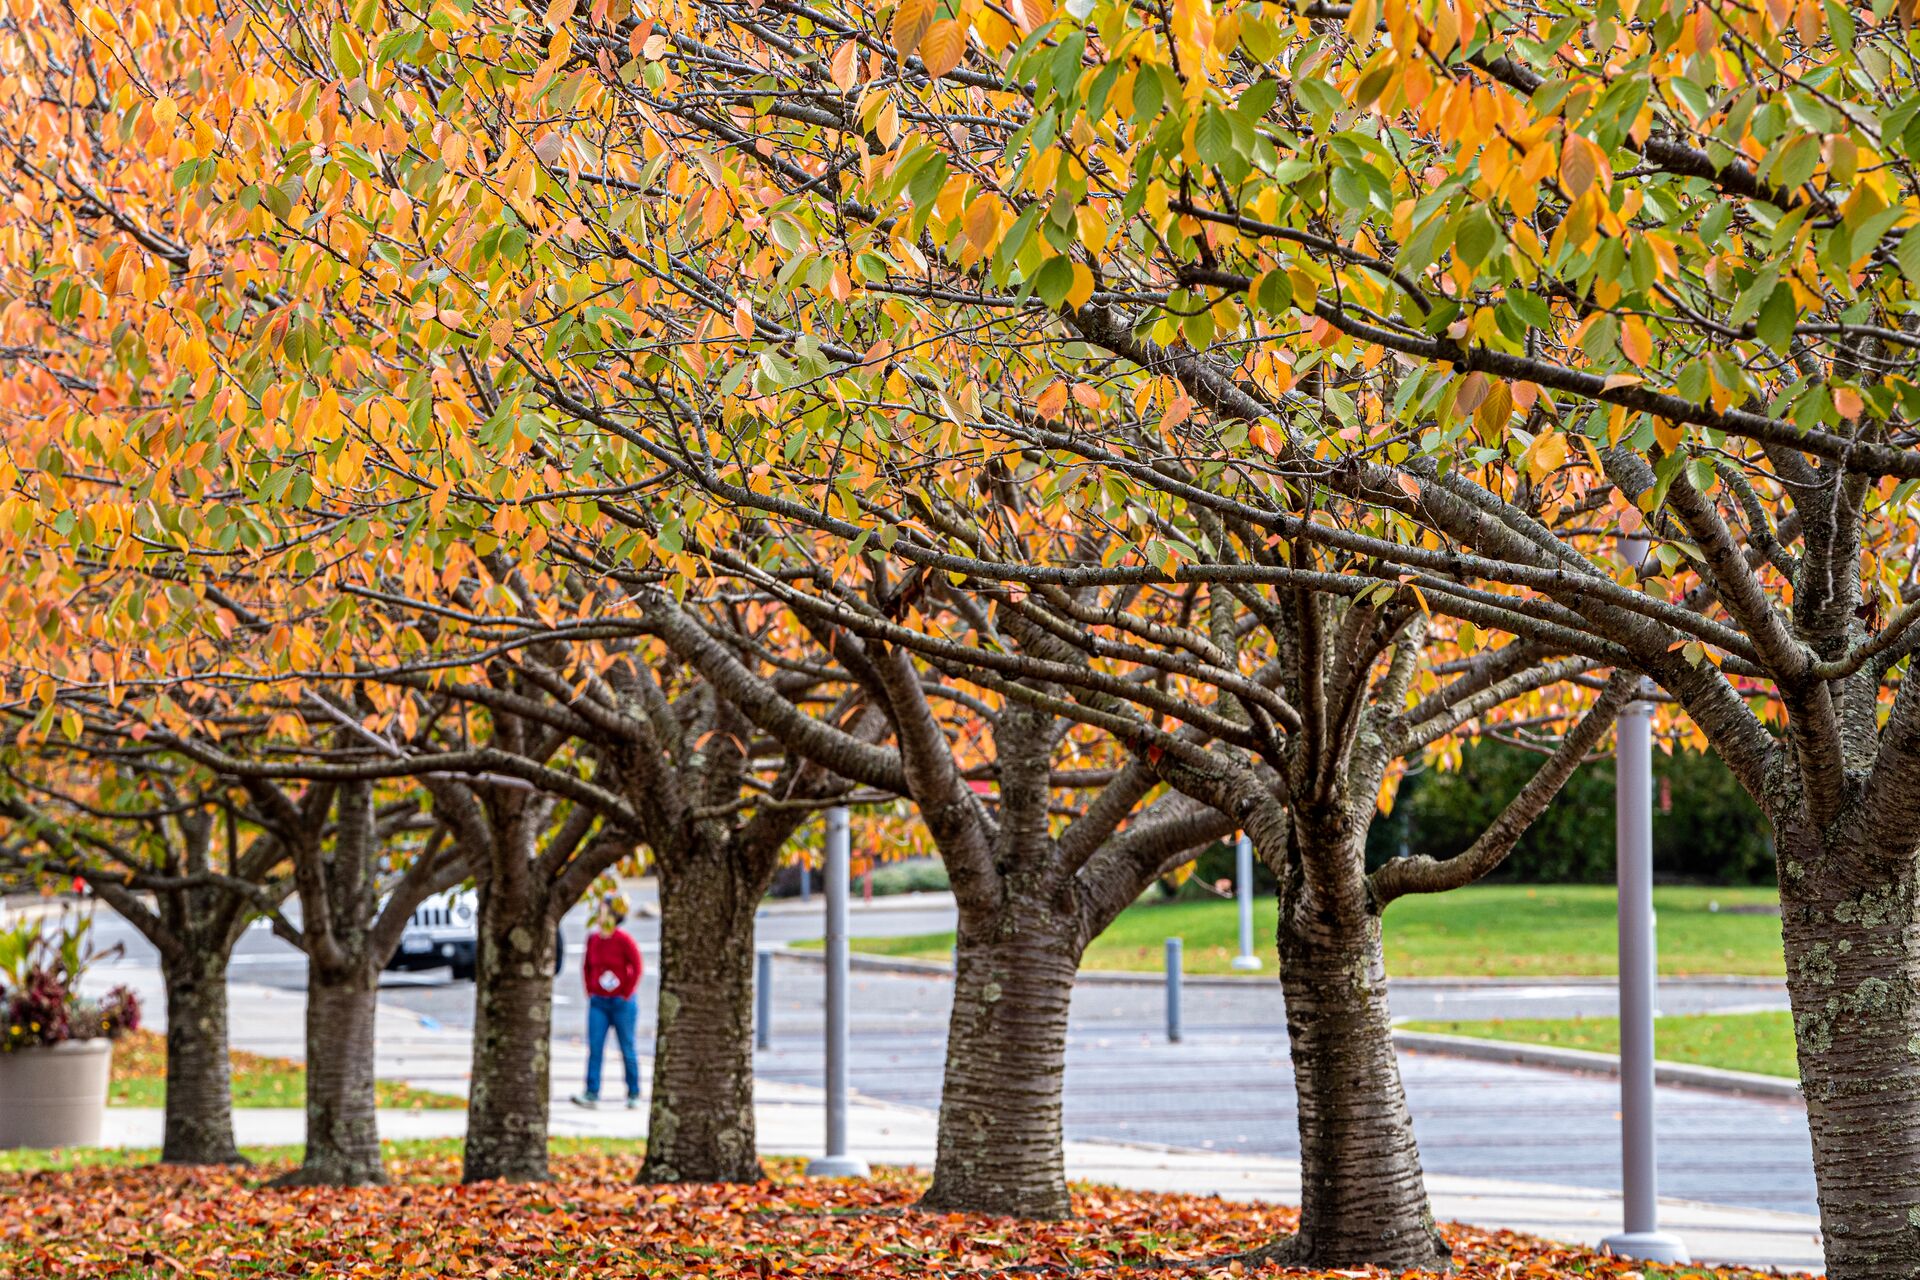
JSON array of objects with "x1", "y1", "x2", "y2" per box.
[
  {"x1": 806, "y1": 804, "x2": 869, "y2": 1179},
  {"x1": 1600, "y1": 693, "x2": 1687, "y2": 1263},
  {"x1": 1231, "y1": 834, "x2": 1262, "y2": 971}
]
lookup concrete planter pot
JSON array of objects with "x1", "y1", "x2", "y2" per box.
[{"x1": 0, "y1": 1038, "x2": 112, "y2": 1149}]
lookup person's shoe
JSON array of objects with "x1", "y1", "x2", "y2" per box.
[
  {"x1": 570, "y1": 1093, "x2": 599, "y2": 1109},
  {"x1": 626, "y1": 1096, "x2": 641, "y2": 1110}
]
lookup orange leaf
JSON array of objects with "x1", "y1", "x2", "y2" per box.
[
  {"x1": 962, "y1": 193, "x2": 1002, "y2": 253},
  {"x1": 1560, "y1": 134, "x2": 1597, "y2": 197},
  {"x1": 892, "y1": 0, "x2": 936, "y2": 56},
  {"x1": 919, "y1": 19, "x2": 966, "y2": 77},
  {"x1": 829, "y1": 40, "x2": 859, "y2": 91},
  {"x1": 1013, "y1": 0, "x2": 1053, "y2": 32},
  {"x1": 1620, "y1": 316, "x2": 1652, "y2": 367}
]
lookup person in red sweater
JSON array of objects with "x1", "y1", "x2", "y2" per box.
[{"x1": 571, "y1": 895, "x2": 644, "y2": 1109}]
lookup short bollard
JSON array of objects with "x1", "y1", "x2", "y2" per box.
[
  {"x1": 755, "y1": 949, "x2": 773, "y2": 1050},
  {"x1": 1166, "y1": 937, "x2": 1184, "y2": 1043},
  {"x1": 1231, "y1": 834, "x2": 1262, "y2": 971}
]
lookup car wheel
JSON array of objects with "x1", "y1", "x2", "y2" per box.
[{"x1": 451, "y1": 952, "x2": 477, "y2": 982}]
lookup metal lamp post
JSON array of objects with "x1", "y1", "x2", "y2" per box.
[
  {"x1": 806, "y1": 805, "x2": 869, "y2": 1179},
  {"x1": 1599, "y1": 690, "x2": 1687, "y2": 1263},
  {"x1": 1231, "y1": 834, "x2": 1262, "y2": 971}
]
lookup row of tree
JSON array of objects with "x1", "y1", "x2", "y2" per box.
[{"x1": 0, "y1": 0, "x2": 1914, "y2": 1276}]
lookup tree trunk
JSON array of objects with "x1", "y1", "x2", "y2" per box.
[
  {"x1": 1778, "y1": 824, "x2": 1920, "y2": 1278},
  {"x1": 919, "y1": 907, "x2": 1080, "y2": 1218},
  {"x1": 273, "y1": 967, "x2": 386, "y2": 1187},
  {"x1": 1266, "y1": 905, "x2": 1448, "y2": 1268},
  {"x1": 158, "y1": 948, "x2": 245, "y2": 1166},
  {"x1": 640, "y1": 845, "x2": 762, "y2": 1183},
  {"x1": 463, "y1": 887, "x2": 558, "y2": 1184}
]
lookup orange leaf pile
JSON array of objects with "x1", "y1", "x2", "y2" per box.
[{"x1": 0, "y1": 1151, "x2": 1809, "y2": 1279}]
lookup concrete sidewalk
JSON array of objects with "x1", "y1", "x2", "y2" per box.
[{"x1": 83, "y1": 965, "x2": 1824, "y2": 1272}]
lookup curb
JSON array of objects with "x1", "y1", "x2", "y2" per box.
[
  {"x1": 1388, "y1": 974, "x2": 1786, "y2": 990},
  {"x1": 1, "y1": 896, "x2": 84, "y2": 924},
  {"x1": 772, "y1": 947, "x2": 1785, "y2": 994},
  {"x1": 1391, "y1": 1030, "x2": 1804, "y2": 1102},
  {"x1": 758, "y1": 891, "x2": 957, "y2": 918},
  {"x1": 773, "y1": 946, "x2": 1279, "y2": 988}
]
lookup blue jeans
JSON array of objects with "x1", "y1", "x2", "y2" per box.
[{"x1": 586, "y1": 994, "x2": 640, "y2": 1100}]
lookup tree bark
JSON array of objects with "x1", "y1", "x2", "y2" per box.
[
  {"x1": 463, "y1": 885, "x2": 558, "y2": 1184},
  {"x1": 1270, "y1": 911, "x2": 1447, "y2": 1267},
  {"x1": 1262, "y1": 819, "x2": 1448, "y2": 1270},
  {"x1": 273, "y1": 968, "x2": 386, "y2": 1187},
  {"x1": 920, "y1": 904, "x2": 1080, "y2": 1218},
  {"x1": 158, "y1": 947, "x2": 246, "y2": 1166},
  {"x1": 640, "y1": 842, "x2": 762, "y2": 1183},
  {"x1": 1777, "y1": 822, "x2": 1920, "y2": 1278}
]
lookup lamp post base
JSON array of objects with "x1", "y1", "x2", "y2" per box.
[
  {"x1": 1230, "y1": 955, "x2": 1263, "y2": 971},
  {"x1": 805, "y1": 1155, "x2": 871, "y2": 1179},
  {"x1": 1600, "y1": 1231, "x2": 1689, "y2": 1264}
]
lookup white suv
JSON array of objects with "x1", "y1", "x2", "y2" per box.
[
  {"x1": 383, "y1": 888, "x2": 568, "y2": 982},
  {"x1": 387, "y1": 887, "x2": 479, "y2": 980}
]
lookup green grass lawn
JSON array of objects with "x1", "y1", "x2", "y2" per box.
[
  {"x1": 817, "y1": 883, "x2": 1785, "y2": 978},
  {"x1": 105, "y1": 1028, "x2": 464, "y2": 1111},
  {"x1": 1401, "y1": 1010, "x2": 1798, "y2": 1078}
]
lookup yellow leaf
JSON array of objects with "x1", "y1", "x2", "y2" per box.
[
  {"x1": 892, "y1": 0, "x2": 936, "y2": 56},
  {"x1": 1525, "y1": 430, "x2": 1568, "y2": 480},
  {"x1": 1377, "y1": 769, "x2": 1402, "y2": 816},
  {"x1": 1066, "y1": 261, "x2": 1095, "y2": 308},
  {"x1": 1475, "y1": 379, "x2": 1513, "y2": 432},
  {"x1": 489, "y1": 318, "x2": 515, "y2": 346}
]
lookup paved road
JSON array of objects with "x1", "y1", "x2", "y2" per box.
[
  {"x1": 740, "y1": 961, "x2": 1814, "y2": 1218},
  {"x1": 86, "y1": 889, "x2": 960, "y2": 1039},
  {"x1": 85, "y1": 892, "x2": 1814, "y2": 1220}
]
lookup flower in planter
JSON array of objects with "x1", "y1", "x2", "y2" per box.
[{"x1": 0, "y1": 911, "x2": 136, "y2": 1052}]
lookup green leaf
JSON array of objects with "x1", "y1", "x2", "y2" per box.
[
  {"x1": 1456, "y1": 208, "x2": 1498, "y2": 267},
  {"x1": 1897, "y1": 224, "x2": 1920, "y2": 287},
  {"x1": 1131, "y1": 68, "x2": 1164, "y2": 124},
  {"x1": 1253, "y1": 268, "x2": 1294, "y2": 314},
  {"x1": 1194, "y1": 107, "x2": 1235, "y2": 167},
  {"x1": 331, "y1": 27, "x2": 363, "y2": 79},
  {"x1": 1756, "y1": 282, "x2": 1797, "y2": 355},
  {"x1": 1506, "y1": 292, "x2": 1552, "y2": 331},
  {"x1": 1033, "y1": 254, "x2": 1075, "y2": 308}
]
